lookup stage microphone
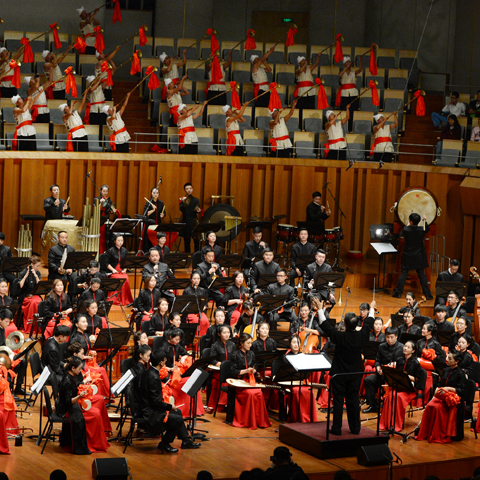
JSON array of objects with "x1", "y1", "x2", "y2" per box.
[
  {"x1": 346, "y1": 160, "x2": 355, "y2": 172},
  {"x1": 322, "y1": 182, "x2": 330, "y2": 190},
  {"x1": 84, "y1": 170, "x2": 93, "y2": 179}
]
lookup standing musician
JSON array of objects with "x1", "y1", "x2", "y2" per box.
[
  {"x1": 372, "y1": 112, "x2": 398, "y2": 163},
  {"x1": 95, "y1": 46, "x2": 121, "y2": 102},
  {"x1": 176, "y1": 102, "x2": 207, "y2": 154},
  {"x1": 154, "y1": 232, "x2": 170, "y2": 261},
  {"x1": 337, "y1": 55, "x2": 362, "y2": 127},
  {"x1": 166, "y1": 75, "x2": 189, "y2": 125},
  {"x1": 235, "y1": 301, "x2": 264, "y2": 336},
  {"x1": 201, "y1": 231, "x2": 223, "y2": 262},
  {"x1": 77, "y1": 5, "x2": 101, "y2": 55},
  {"x1": 103, "y1": 94, "x2": 131, "y2": 152},
  {"x1": 392, "y1": 213, "x2": 433, "y2": 300},
  {"x1": 25, "y1": 75, "x2": 54, "y2": 123},
  {"x1": 179, "y1": 182, "x2": 201, "y2": 253},
  {"x1": 290, "y1": 303, "x2": 323, "y2": 337},
  {"x1": 48, "y1": 231, "x2": 75, "y2": 282},
  {"x1": 17, "y1": 255, "x2": 42, "y2": 333},
  {"x1": 251, "y1": 47, "x2": 274, "y2": 107},
  {"x1": 196, "y1": 248, "x2": 224, "y2": 305},
  {"x1": 85, "y1": 75, "x2": 107, "y2": 126},
  {"x1": 305, "y1": 249, "x2": 335, "y2": 302},
  {"x1": 94, "y1": 184, "x2": 120, "y2": 254},
  {"x1": 289, "y1": 228, "x2": 317, "y2": 287},
  {"x1": 324, "y1": 108, "x2": 349, "y2": 160},
  {"x1": 317, "y1": 300, "x2": 376, "y2": 436},
  {"x1": 44, "y1": 185, "x2": 70, "y2": 221},
  {"x1": 206, "y1": 50, "x2": 233, "y2": 105},
  {"x1": 295, "y1": 55, "x2": 320, "y2": 110},
  {"x1": 242, "y1": 227, "x2": 268, "y2": 280},
  {"x1": 60, "y1": 90, "x2": 90, "y2": 152},
  {"x1": 224, "y1": 104, "x2": 247, "y2": 156},
  {"x1": 263, "y1": 269, "x2": 298, "y2": 326},
  {"x1": 306, "y1": 191, "x2": 331, "y2": 234},
  {"x1": 43, "y1": 279, "x2": 73, "y2": 340},
  {"x1": 12, "y1": 94, "x2": 38, "y2": 151},
  {"x1": 223, "y1": 271, "x2": 248, "y2": 327},
  {"x1": 0, "y1": 233, "x2": 14, "y2": 285},
  {"x1": 142, "y1": 186, "x2": 165, "y2": 252},
  {"x1": 0, "y1": 47, "x2": 18, "y2": 98},
  {"x1": 160, "y1": 51, "x2": 187, "y2": 101},
  {"x1": 250, "y1": 249, "x2": 280, "y2": 294},
  {"x1": 43, "y1": 46, "x2": 74, "y2": 99},
  {"x1": 142, "y1": 248, "x2": 175, "y2": 304},
  {"x1": 269, "y1": 101, "x2": 297, "y2": 158}
]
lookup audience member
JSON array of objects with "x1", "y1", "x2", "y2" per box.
[{"x1": 432, "y1": 92, "x2": 465, "y2": 129}]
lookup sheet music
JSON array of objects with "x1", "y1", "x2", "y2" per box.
[
  {"x1": 285, "y1": 353, "x2": 331, "y2": 371},
  {"x1": 31, "y1": 366, "x2": 51, "y2": 395},
  {"x1": 370, "y1": 243, "x2": 397, "y2": 255},
  {"x1": 181, "y1": 368, "x2": 203, "y2": 394},
  {"x1": 111, "y1": 369, "x2": 134, "y2": 396}
]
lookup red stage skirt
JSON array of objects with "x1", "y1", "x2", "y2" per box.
[
  {"x1": 172, "y1": 377, "x2": 205, "y2": 417},
  {"x1": 317, "y1": 371, "x2": 332, "y2": 409},
  {"x1": 230, "y1": 310, "x2": 240, "y2": 329},
  {"x1": 207, "y1": 372, "x2": 227, "y2": 410},
  {"x1": 186, "y1": 313, "x2": 210, "y2": 336},
  {"x1": 107, "y1": 273, "x2": 134, "y2": 306},
  {"x1": 21, "y1": 295, "x2": 42, "y2": 334},
  {"x1": 88, "y1": 395, "x2": 112, "y2": 433},
  {"x1": 415, "y1": 397, "x2": 455, "y2": 443},
  {"x1": 85, "y1": 364, "x2": 111, "y2": 402},
  {"x1": 285, "y1": 386, "x2": 318, "y2": 423},
  {"x1": 0, "y1": 395, "x2": 19, "y2": 455},
  {"x1": 83, "y1": 405, "x2": 110, "y2": 452},
  {"x1": 380, "y1": 390, "x2": 417, "y2": 431},
  {"x1": 359, "y1": 364, "x2": 375, "y2": 398},
  {"x1": 232, "y1": 388, "x2": 272, "y2": 430}
]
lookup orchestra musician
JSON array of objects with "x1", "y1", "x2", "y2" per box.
[
  {"x1": 289, "y1": 228, "x2": 317, "y2": 287},
  {"x1": 269, "y1": 102, "x2": 297, "y2": 158},
  {"x1": 17, "y1": 255, "x2": 42, "y2": 333},
  {"x1": 142, "y1": 187, "x2": 165, "y2": 252},
  {"x1": 47, "y1": 231, "x2": 75, "y2": 282},
  {"x1": 223, "y1": 271, "x2": 248, "y2": 327},
  {"x1": 0, "y1": 279, "x2": 12, "y2": 308},
  {"x1": 295, "y1": 55, "x2": 320, "y2": 110},
  {"x1": 79, "y1": 277, "x2": 106, "y2": 305},
  {"x1": 290, "y1": 303, "x2": 323, "y2": 337},
  {"x1": 179, "y1": 183, "x2": 201, "y2": 253},
  {"x1": 163, "y1": 312, "x2": 183, "y2": 343},
  {"x1": 182, "y1": 272, "x2": 210, "y2": 336},
  {"x1": 433, "y1": 304, "x2": 455, "y2": 334},
  {"x1": 397, "y1": 309, "x2": 421, "y2": 337},
  {"x1": 370, "y1": 317, "x2": 386, "y2": 342},
  {"x1": 141, "y1": 248, "x2": 175, "y2": 304},
  {"x1": 0, "y1": 233, "x2": 14, "y2": 285},
  {"x1": 201, "y1": 231, "x2": 223, "y2": 262},
  {"x1": 445, "y1": 291, "x2": 467, "y2": 320},
  {"x1": 105, "y1": 234, "x2": 134, "y2": 306},
  {"x1": 204, "y1": 308, "x2": 228, "y2": 349},
  {"x1": 235, "y1": 301, "x2": 264, "y2": 336},
  {"x1": 41, "y1": 325, "x2": 70, "y2": 384},
  {"x1": 250, "y1": 249, "x2": 280, "y2": 294},
  {"x1": 196, "y1": 248, "x2": 224, "y2": 305},
  {"x1": 42, "y1": 46, "x2": 73, "y2": 99},
  {"x1": 80, "y1": 300, "x2": 107, "y2": 336},
  {"x1": 306, "y1": 191, "x2": 331, "y2": 234},
  {"x1": 242, "y1": 227, "x2": 268, "y2": 280},
  {"x1": 324, "y1": 109, "x2": 349, "y2": 160},
  {"x1": 396, "y1": 292, "x2": 421, "y2": 316},
  {"x1": 43, "y1": 279, "x2": 73, "y2": 340},
  {"x1": 44, "y1": 185, "x2": 70, "y2": 221},
  {"x1": 78, "y1": 5, "x2": 101, "y2": 55},
  {"x1": 94, "y1": 184, "x2": 120, "y2": 254},
  {"x1": 206, "y1": 50, "x2": 232, "y2": 105},
  {"x1": 154, "y1": 232, "x2": 170, "y2": 261},
  {"x1": 137, "y1": 276, "x2": 163, "y2": 327},
  {"x1": 437, "y1": 259, "x2": 464, "y2": 283},
  {"x1": 148, "y1": 297, "x2": 170, "y2": 336},
  {"x1": 251, "y1": 47, "x2": 274, "y2": 108},
  {"x1": 449, "y1": 317, "x2": 475, "y2": 354},
  {"x1": 305, "y1": 249, "x2": 335, "y2": 302}
]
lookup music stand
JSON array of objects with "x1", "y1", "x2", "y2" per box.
[
  {"x1": 101, "y1": 278, "x2": 126, "y2": 293},
  {"x1": 437, "y1": 331, "x2": 453, "y2": 347},
  {"x1": 256, "y1": 274, "x2": 278, "y2": 290},
  {"x1": 294, "y1": 255, "x2": 315, "y2": 272},
  {"x1": 181, "y1": 368, "x2": 211, "y2": 438},
  {"x1": 32, "y1": 281, "x2": 53, "y2": 297},
  {"x1": 193, "y1": 223, "x2": 223, "y2": 244},
  {"x1": 435, "y1": 281, "x2": 468, "y2": 300},
  {"x1": 255, "y1": 351, "x2": 283, "y2": 382},
  {"x1": 370, "y1": 242, "x2": 398, "y2": 293},
  {"x1": 178, "y1": 324, "x2": 198, "y2": 347},
  {"x1": 363, "y1": 341, "x2": 380, "y2": 362},
  {"x1": 109, "y1": 218, "x2": 140, "y2": 235},
  {"x1": 122, "y1": 256, "x2": 149, "y2": 291},
  {"x1": 390, "y1": 313, "x2": 405, "y2": 329},
  {"x1": 63, "y1": 252, "x2": 97, "y2": 271},
  {"x1": 245, "y1": 221, "x2": 273, "y2": 231},
  {"x1": 1, "y1": 257, "x2": 30, "y2": 275},
  {"x1": 208, "y1": 276, "x2": 234, "y2": 290},
  {"x1": 172, "y1": 295, "x2": 208, "y2": 315},
  {"x1": 218, "y1": 254, "x2": 245, "y2": 275},
  {"x1": 0, "y1": 304, "x2": 20, "y2": 317},
  {"x1": 154, "y1": 223, "x2": 186, "y2": 249},
  {"x1": 313, "y1": 272, "x2": 346, "y2": 300},
  {"x1": 399, "y1": 333, "x2": 422, "y2": 345},
  {"x1": 255, "y1": 295, "x2": 286, "y2": 315},
  {"x1": 269, "y1": 331, "x2": 291, "y2": 350},
  {"x1": 163, "y1": 253, "x2": 190, "y2": 271},
  {"x1": 97, "y1": 327, "x2": 131, "y2": 389}
]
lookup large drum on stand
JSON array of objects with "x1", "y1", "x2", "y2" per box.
[
  {"x1": 41, "y1": 219, "x2": 83, "y2": 264},
  {"x1": 392, "y1": 187, "x2": 440, "y2": 226}
]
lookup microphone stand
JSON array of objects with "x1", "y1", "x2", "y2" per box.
[
  {"x1": 85, "y1": 171, "x2": 102, "y2": 196},
  {"x1": 194, "y1": 286, "x2": 202, "y2": 358}
]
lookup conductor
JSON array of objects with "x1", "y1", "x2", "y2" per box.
[{"x1": 318, "y1": 300, "x2": 376, "y2": 436}]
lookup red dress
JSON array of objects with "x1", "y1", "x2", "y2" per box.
[
  {"x1": 186, "y1": 313, "x2": 210, "y2": 336},
  {"x1": 21, "y1": 295, "x2": 42, "y2": 334},
  {"x1": 0, "y1": 372, "x2": 19, "y2": 455},
  {"x1": 106, "y1": 247, "x2": 134, "y2": 306}
]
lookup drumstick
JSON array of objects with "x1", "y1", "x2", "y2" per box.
[
  {"x1": 65, "y1": 196, "x2": 71, "y2": 205},
  {"x1": 144, "y1": 197, "x2": 156, "y2": 209},
  {"x1": 161, "y1": 204, "x2": 165, "y2": 215},
  {"x1": 327, "y1": 200, "x2": 330, "y2": 210}
]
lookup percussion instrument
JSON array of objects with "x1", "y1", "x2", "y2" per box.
[
  {"x1": 308, "y1": 232, "x2": 324, "y2": 244},
  {"x1": 201, "y1": 203, "x2": 242, "y2": 243},
  {"x1": 391, "y1": 187, "x2": 440, "y2": 226},
  {"x1": 324, "y1": 226, "x2": 343, "y2": 243},
  {"x1": 40, "y1": 219, "x2": 83, "y2": 264},
  {"x1": 276, "y1": 224, "x2": 297, "y2": 243},
  {"x1": 147, "y1": 224, "x2": 178, "y2": 248},
  {"x1": 226, "y1": 378, "x2": 282, "y2": 390},
  {"x1": 6, "y1": 331, "x2": 24, "y2": 351},
  {"x1": 208, "y1": 364, "x2": 220, "y2": 371}
]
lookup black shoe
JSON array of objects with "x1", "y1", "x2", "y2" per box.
[
  {"x1": 181, "y1": 439, "x2": 201, "y2": 449},
  {"x1": 329, "y1": 428, "x2": 342, "y2": 436},
  {"x1": 392, "y1": 293, "x2": 401, "y2": 298},
  {"x1": 157, "y1": 442, "x2": 178, "y2": 453},
  {"x1": 425, "y1": 295, "x2": 433, "y2": 300},
  {"x1": 363, "y1": 405, "x2": 378, "y2": 414},
  {"x1": 14, "y1": 388, "x2": 26, "y2": 396}
]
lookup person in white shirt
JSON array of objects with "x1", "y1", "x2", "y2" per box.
[
  {"x1": 372, "y1": 112, "x2": 398, "y2": 163},
  {"x1": 269, "y1": 100, "x2": 297, "y2": 158},
  {"x1": 176, "y1": 102, "x2": 207, "y2": 154},
  {"x1": 432, "y1": 91, "x2": 466, "y2": 128},
  {"x1": 324, "y1": 108, "x2": 349, "y2": 160},
  {"x1": 103, "y1": 93, "x2": 131, "y2": 153},
  {"x1": 470, "y1": 117, "x2": 480, "y2": 142}
]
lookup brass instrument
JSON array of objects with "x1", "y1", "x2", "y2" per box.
[
  {"x1": 0, "y1": 346, "x2": 14, "y2": 370},
  {"x1": 359, "y1": 43, "x2": 378, "y2": 58},
  {"x1": 6, "y1": 331, "x2": 24, "y2": 351}
]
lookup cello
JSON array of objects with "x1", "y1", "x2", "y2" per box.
[
  {"x1": 446, "y1": 296, "x2": 466, "y2": 326},
  {"x1": 244, "y1": 302, "x2": 260, "y2": 341},
  {"x1": 299, "y1": 296, "x2": 322, "y2": 354}
]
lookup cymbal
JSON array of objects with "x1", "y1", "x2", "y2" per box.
[
  {"x1": 248, "y1": 216, "x2": 265, "y2": 221},
  {"x1": 272, "y1": 214, "x2": 286, "y2": 222}
]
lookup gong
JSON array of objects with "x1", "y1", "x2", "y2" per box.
[{"x1": 201, "y1": 204, "x2": 242, "y2": 243}]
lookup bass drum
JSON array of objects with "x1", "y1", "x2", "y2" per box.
[
  {"x1": 393, "y1": 187, "x2": 439, "y2": 226},
  {"x1": 201, "y1": 203, "x2": 242, "y2": 244}
]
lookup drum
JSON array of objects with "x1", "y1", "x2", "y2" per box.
[
  {"x1": 309, "y1": 232, "x2": 324, "y2": 244},
  {"x1": 333, "y1": 226, "x2": 344, "y2": 241},
  {"x1": 40, "y1": 219, "x2": 83, "y2": 264},
  {"x1": 276, "y1": 224, "x2": 297, "y2": 243},
  {"x1": 393, "y1": 187, "x2": 439, "y2": 226},
  {"x1": 324, "y1": 229, "x2": 337, "y2": 242},
  {"x1": 147, "y1": 225, "x2": 178, "y2": 249}
]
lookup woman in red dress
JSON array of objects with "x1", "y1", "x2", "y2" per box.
[
  {"x1": 0, "y1": 362, "x2": 19, "y2": 454},
  {"x1": 18, "y1": 255, "x2": 42, "y2": 334},
  {"x1": 416, "y1": 351, "x2": 465, "y2": 443},
  {"x1": 226, "y1": 333, "x2": 271, "y2": 430},
  {"x1": 106, "y1": 235, "x2": 134, "y2": 306}
]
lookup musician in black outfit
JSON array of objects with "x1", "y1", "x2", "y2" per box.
[
  {"x1": 433, "y1": 304, "x2": 455, "y2": 334},
  {"x1": 363, "y1": 326, "x2": 404, "y2": 413},
  {"x1": 43, "y1": 279, "x2": 73, "y2": 334},
  {"x1": 142, "y1": 248, "x2": 175, "y2": 303},
  {"x1": 235, "y1": 301, "x2": 264, "y2": 336},
  {"x1": 0, "y1": 233, "x2": 14, "y2": 284},
  {"x1": 397, "y1": 308, "x2": 422, "y2": 338},
  {"x1": 196, "y1": 248, "x2": 224, "y2": 304},
  {"x1": 306, "y1": 191, "x2": 331, "y2": 234},
  {"x1": 435, "y1": 259, "x2": 464, "y2": 305},
  {"x1": 289, "y1": 229, "x2": 317, "y2": 286},
  {"x1": 17, "y1": 255, "x2": 42, "y2": 330},
  {"x1": 305, "y1": 249, "x2": 335, "y2": 302},
  {"x1": 396, "y1": 292, "x2": 421, "y2": 316},
  {"x1": 179, "y1": 183, "x2": 201, "y2": 253},
  {"x1": 318, "y1": 301, "x2": 376, "y2": 436},
  {"x1": 154, "y1": 232, "x2": 170, "y2": 261},
  {"x1": 41, "y1": 325, "x2": 70, "y2": 384},
  {"x1": 0, "y1": 279, "x2": 13, "y2": 307},
  {"x1": 370, "y1": 317, "x2": 386, "y2": 342},
  {"x1": 252, "y1": 321, "x2": 277, "y2": 352},
  {"x1": 417, "y1": 321, "x2": 446, "y2": 363},
  {"x1": 242, "y1": 227, "x2": 268, "y2": 280},
  {"x1": 77, "y1": 260, "x2": 105, "y2": 289},
  {"x1": 44, "y1": 185, "x2": 70, "y2": 220},
  {"x1": 223, "y1": 271, "x2": 248, "y2": 325},
  {"x1": 264, "y1": 269, "x2": 298, "y2": 325},
  {"x1": 80, "y1": 300, "x2": 104, "y2": 336},
  {"x1": 290, "y1": 303, "x2": 323, "y2": 336},
  {"x1": 142, "y1": 187, "x2": 165, "y2": 252},
  {"x1": 47, "y1": 231, "x2": 76, "y2": 281},
  {"x1": 445, "y1": 291, "x2": 467, "y2": 319},
  {"x1": 201, "y1": 231, "x2": 223, "y2": 262},
  {"x1": 162, "y1": 328, "x2": 190, "y2": 368},
  {"x1": 79, "y1": 278, "x2": 106, "y2": 305},
  {"x1": 250, "y1": 249, "x2": 280, "y2": 294},
  {"x1": 138, "y1": 350, "x2": 201, "y2": 452},
  {"x1": 392, "y1": 213, "x2": 432, "y2": 299}
]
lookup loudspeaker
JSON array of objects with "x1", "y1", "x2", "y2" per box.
[
  {"x1": 356, "y1": 445, "x2": 392, "y2": 466},
  {"x1": 92, "y1": 458, "x2": 129, "y2": 480}
]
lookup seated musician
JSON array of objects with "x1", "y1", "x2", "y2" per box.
[
  {"x1": 41, "y1": 324, "x2": 70, "y2": 384},
  {"x1": 77, "y1": 260, "x2": 106, "y2": 290},
  {"x1": 138, "y1": 349, "x2": 201, "y2": 452},
  {"x1": 134, "y1": 330, "x2": 149, "y2": 349},
  {"x1": 94, "y1": 184, "x2": 120, "y2": 253},
  {"x1": 250, "y1": 249, "x2": 280, "y2": 294},
  {"x1": 0, "y1": 279, "x2": 12, "y2": 307},
  {"x1": 289, "y1": 228, "x2": 316, "y2": 287},
  {"x1": 449, "y1": 317, "x2": 476, "y2": 353},
  {"x1": 196, "y1": 248, "x2": 224, "y2": 305},
  {"x1": 0, "y1": 233, "x2": 14, "y2": 284},
  {"x1": 242, "y1": 227, "x2": 268, "y2": 281},
  {"x1": 415, "y1": 351, "x2": 466, "y2": 443},
  {"x1": 306, "y1": 191, "x2": 331, "y2": 234},
  {"x1": 398, "y1": 308, "x2": 422, "y2": 337},
  {"x1": 437, "y1": 259, "x2": 464, "y2": 284},
  {"x1": 17, "y1": 255, "x2": 42, "y2": 333},
  {"x1": 132, "y1": 344, "x2": 151, "y2": 387},
  {"x1": 137, "y1": 276, "x2": 163, "y2": 327},
  {"x1": 142, "y1": 248, "x2": 175, "y2": 304},
  {"x1": 225, "y1": 333, "x2": 272, "y2": 429},
  {"x1": 370, "y1": 317, "x2": 386, "y2": 342},
  {"x1": 252, "y1": 321, "x2": 277, "y2": 353},
  {"x1": 445, "y1": 291, "x2": 467, "y2": 319},
  {"x1": 264, "y1": 269, "x2": 298, "y2": 325},
  {"x1": 1, "y1": 309, "x2": 17, "y2": 338},
  {"x1": 204, "y1": 308, "x2": 227, "y2": 349},
  {"x1": 0, "y1": 347, "x2": 19, "y2": 454},
  {"x1": 47, "y1": 231, "x2": 75, "y2": 282},
  {"x1": 456, "y1": 335, "x2": 476, "y2": 375},
  {"x1": 290, "y1": 303, "x2": 322, "y2": 337},
  {"x1": 154, "y1": 232, "x2": 170, "y2": 261},
  {"x1": 200, "y1": 231, "x2": 223, "y2": 263},
  {"x1": 305, "y1": 249, "x2": 335, "y2": 304},
  {"x1": 434, "y1": 304, "x2": 455, "y2": 333},
  {"x1": 43, "y1": 279, "x2": 73, "y2": 340},
  {"x1": 81, "y1": 300, "x2": 107, "y2": 336},
  {"x1": 182, "y1": 272, "x2": 210, "y2": 336},
  {"x1": 357, "y1": 303, "x2": 370, "y2": 328},
  {"x1": 223, "y1": 271, "x2": 248, "y2": 327},
  {"x1": 105, "y1": 234, "x2": 134, "y2": 306},
  {"x1": 235, "y1": 301, "x2": 264, "y2": 336},
  {"x1": 148, "y1": 297, "x2": 170, "y2": 337},
  {"x1": 363, "y1": 327, "x2": 404, "y2": 414},
  {"x1": 207, "y1": 325, "x2": 236, "y2": 412},
  {"x1": 396, "y1": 292, "x2": 421, "y2": 317},
  {"x1": 163, "y1": 312, "x2": 183, "y2": 344},
  {"x1": 379, "y1": 340, "x2": 423, "y2": 432},
  {"x1": 142, "y1": 187, "x2": 165, "y2": 252},
  {"x1": 79, "y1": 277, "x2": 106, "y2": 305},
  {"x1": 44, "y1": 185, "x2": 70, "y2": 221}
]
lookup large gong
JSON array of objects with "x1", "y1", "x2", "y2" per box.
[{"x1": 201, "y1": 203, "x2": 242, "y2": 243}]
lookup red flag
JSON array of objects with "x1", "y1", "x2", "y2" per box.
[
  {"x1": 415, "y1": 90, "x2": 426, "y2": 116},
  {"x1": 9, "y1": 60, "x2": 21, "y2": 88},
  {"x1": 210, "y1": 56, "x2": 223, "y2": 84},
  {"x1": 315, "y1": 78, "x2": 329, "y2": 110},
  {"x1": 334, "y1": 34, "x2": 343, "y2": 64},
  {"x1": 94, "y1": 26, "x2": 105, "y2": 54},
  {"x1": 268, "y1": 83, "x2": 282, "y2": 111},
  {"x1": 130, "y1": 51, "x2": 141, "y2": 75},
  {"x1": 146, "y1": 66, "x2": 160, "y2": 90},
  {"x1": 286, "y1": 27, "x2": 297, "y2": 47},
  {"x1": 230, "y1": 81, "x2": 241, "y2": 109},
  {"x1": 65, "y1": 66, "x2": 77, "y2": 98},
  {"x1": 21, "y1": 38, "x2": 34, "y2": 64},
  {"x1": 101, "y1": 61, "x2": 113, "y2": 86},
  {"x1": 369, "y1": 44, "x2": 378, "y2": 76},
  {"x1": 245, "y1": 30, "x2": 256, "y2": 51},
  {"x1": 112, "y1": 0, "x2": 122, "y2": 23},
  {"x1": 50, "y1": 23, "x2": 62, "y2": 50},
  {"x1": 139, "y1": 27, "x2": 147, "y2": 46},
  {"x1": 369, "y1": 80, "x2": 379, "y2": 106},
  {"x1": 74, "y1": 36, "x2": 87, "y2": 54},
  {"x1": 207, "y1": 28, "x2": 219, "y2": 56}
]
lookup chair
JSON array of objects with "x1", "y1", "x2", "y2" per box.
[
  {"x1": 320, "y1": 66, "x2": 340, "y2": 89},
  {"x1": 462, "y1": 143, "x2": 480, "y2": 168},
  {"x1": 197, "y1": 134, "x2": 217, "y2": 156},
  {"x1": 398, "y1": 50, "x2": 419, "y2": 87},
  {"x1": 464, "y1": 378, "x2": 476, "y2": 422},
  {"x1": 287, "y1": 45, "x2": 307, "y2": 66},
  {"x1": 186, "y1": 60, "x2": 207, "y2": 82},
  {"x1": 310, "y1": 45, "x2": 332, "y2": 66},
  {"x1": 275, "y1": 64, "x2": 295, "y2": 85},
  {"x1": 152, "y1": 336, "x2": 164, "y2": 351},
  {"x1": 359, "y1": 89, "x2": 380, "y2": 114},
  {"x1": 388, "y1": 69, "x2": 409, "y2": 90},
  {"x1": 134, "y1": 43, "x2": 154, "y2": 58},
  {"x1": 434, "y1": 139, "x2": 462, "y2": 167},
  {"x1": 41, "y1": 386, "x2": 66, "y2": 454},
  {"x1": 264, "y1": 43, "x2": 285, "y2": 64},
  {"x1": 37, "y1": 132, "x2": 54, "y2": 152},
  {"x1": 345, "y1": 134, "x2": 366, "y2": 162},
  {"x1": 407, "y1": 368, "x2": 428, "y2": 417},
  {"x1": 141, "y1": 320, "x2": 151, "y2": 334},
  {"x1": 244, "y1": 130, "x2": 265, "y2": 157},
  {"x1": 49, "y1": 32, "x2": 69, "y2": 52},
  {"x1": 294, "y1": 131, "x2": 316, "y2": 159},
  {"x1": 123, "y1": 384, "x2": 147, "y2": 453},
  {"x1": 303, "y1": 109, "x2": 324, "y2": 133},
  {"x1": 177, "y1": 38, "x2": 198, "y2": 60},
  {"x1": 365, "y1": 68, "x2": 386, "y2": 89},
  {"x1": 376, "y1": 48, "x2": 397, "y2": 69},
  {"x1": 213, "y1": 360, "x2": 232, "y2": 417},
  {"x1": 352, "y1": 111, "x2": 373, "y2": 135}
]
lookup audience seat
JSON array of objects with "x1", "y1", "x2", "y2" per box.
[{"x1": 294, "y1": 131, "x2": 316, "y2": 159}]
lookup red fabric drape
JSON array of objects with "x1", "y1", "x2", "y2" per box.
[
  {"x1": 130, "y1": 51, "x2": 141, "y2": 75},
  {"x1": 210, "y1": 56, "x2": 223, "y2": 84},
  {"x1": 226, "y1": 129, "x2": 240, "y2": 156},
  {"x1": 230, "y1": 81, "x2": 241, "y2": 109},
  {"x1": 316, "y1": 78, "x2": 329, "y2": 109},
  {"x1": 50, "y1": 23, "x2": 62, "y2": 50},
  {"x1": 146, "y1": 67, "x2": 160, "y2": 90},
  {"x1": 268, "y1": 83, "x2": 282, "y2": 111},
  {"x1": 139, "y1": 27, "x2": 147, "y2": 46},
  {"x1": 101, "y1": 62, "x2": 113, "y2": 86},
  {"x1": 369, "y1": 44, "x2": 378, "y2": 75},
  {"x1": 9, "y1": 60, "x2": 21, "y2": 88},
  {"x1": 65, "y1": 66, "x2": 77, "y2": 98},
  {"x1": 21, "y1": 38, "x2": 34, "y2": 64},
  {"x1": 286, "y1": 27, "x2": 297, "y2": 47},
  {"x1": 112, "y1": 0, "x2": 122, "y2": 23},
  {"x1": 334, "y1": 34, "x2": 344, "y2": 64},
  {"x1": 94, "y1": 26, "x2": 105, "y2": 53},
  {"x1": 207, "y1": 29, "x2": 219, "y2": 55},
  {"x1": 369, "y1": 80, "x2": 379, "y2": 106},
  {"x1": 245, "y1": 30, "x2": 256, "y2": 50},
  {"x1": 74, "y1": 36, "x2": 87, "y2": 53},
  {"x1": 415, "y1": 90, "x2": 426, "y2": 116}
]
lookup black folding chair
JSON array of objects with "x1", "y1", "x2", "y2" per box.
[{"x1": 40, "y1": 387, "x2": 66, "y2": 454}]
